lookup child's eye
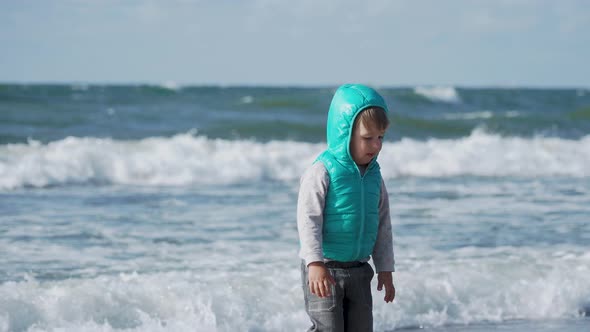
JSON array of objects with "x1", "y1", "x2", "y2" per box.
[{"x1": 378, "y1": 136, "x2": 384, "y2": 140}]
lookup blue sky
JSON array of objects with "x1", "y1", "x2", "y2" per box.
[{"x1": 1, "y1": 0, "x2": 589, "y2": 87}]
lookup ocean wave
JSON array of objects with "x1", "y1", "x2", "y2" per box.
[
  {"x1": 414, "y1": 86, "x2": 461, "y2": 103},
  {"x1": 441, "y1": 110, "x2": 523, "y2": 120},
  {"x1": 379, "y1": 129, "x2": 590, "y2": 178},
  {"x1": 158, "y1": 81, "x2": 181, "y2": 91},
  {"x1": 1, "y1": 130, "x2": 589, "y2": 190},
  {"x1": 0, "y1": 247, "x2": 588, "y2": 331},
  {"x1": 377, "y1": 247, "x2": 590, "y2": 330}
]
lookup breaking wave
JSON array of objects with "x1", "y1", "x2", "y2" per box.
[{"x1": 1, "y1": 130, "x2": 589, "y2": 190}]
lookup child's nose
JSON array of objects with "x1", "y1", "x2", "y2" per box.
[{"x1": 371, "y1": 139, "x2": 382, "y2": 151}]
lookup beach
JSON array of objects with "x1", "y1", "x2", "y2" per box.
[{"x1": 1, "y1": 84, "x2": 589, "y2": 331}]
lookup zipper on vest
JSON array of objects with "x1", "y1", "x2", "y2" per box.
[{"x1": 356, "y1": 173, "x2": 365, "y2": 260}]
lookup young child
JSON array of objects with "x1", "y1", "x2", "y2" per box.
[{"x1": 297, "y1": 84, "x2": 395, "y2": 331}]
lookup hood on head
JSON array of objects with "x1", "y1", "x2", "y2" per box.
[{"x1": 326, "y1": 84, "x2": 388, "y2": 166}]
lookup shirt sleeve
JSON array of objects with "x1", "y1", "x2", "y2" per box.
[
  {"x1": 372, "y1": 179, "x2": 396, "y2": 272},
  {"x1": 297, "y1": 162, "x2": 330, "y2": 266}
]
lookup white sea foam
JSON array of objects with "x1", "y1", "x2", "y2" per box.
[
  {"x1": 443, "y1": 110, "x2": 523, "y2": 120},
  {"x1": 159, "y1": 81, "x2": 180, "y2": 91},
  {"x1": 0, "y1": 134, "x2": 319, "y2": 190},
  {"x1": 443, "y1": 111, "x2": 494, "y2": 120},
  {"x1": 379, "y1": 129, "x2": 590, "y2": 178},
  {"x1": 240, "y1": 96, "x2": 254, "y2": 104},
  {"x1": 414, "y1": 86, "x2": 461, "y2": 103},
  {"x1": 0, "y1": 247, "x2": 588, "y2": 331},
  {"x1": 378, "y1": 247, "x2": 590, "y2": 330},
  {"x1": 1, "y1": 130, "x2": 589, "y2": 190}
]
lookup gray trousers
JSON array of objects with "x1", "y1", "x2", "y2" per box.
[{"x1": 301, "y1": 261, "x2": 374, "y2": 332}]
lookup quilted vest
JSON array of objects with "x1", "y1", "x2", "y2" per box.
[
  {"x1": 316, "y1": 84, "x2": 389, "y2": 261},
  {"x1": 316, "y1": 151, "x2": 382, "y2": 261}
]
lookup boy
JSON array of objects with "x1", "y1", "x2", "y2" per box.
[{"x1": 297, "y1": 84, "x2": 395, "y2": 332}]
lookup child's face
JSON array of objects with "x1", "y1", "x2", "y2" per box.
[{"x1": 350, "y1": 119, "x2": 386, "y2": 166}]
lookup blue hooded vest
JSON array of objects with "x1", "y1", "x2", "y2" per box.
[{"x1": 315, "y1": 84, "x2": 389, "y2": 262}]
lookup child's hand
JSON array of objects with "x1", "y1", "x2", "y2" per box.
[
  {"x1": 307, "y1": 262, "x2": 336, "y2": 298},
  {"x1": 377, "y1": 271, "x2": 395, "y2": 303}
]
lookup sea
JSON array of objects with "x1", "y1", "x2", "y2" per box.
[{"x1": 0, "y1": 83, "x2": 589, "y2": 332}]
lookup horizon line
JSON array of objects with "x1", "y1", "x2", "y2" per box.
[{"x1": 0, "y1": 80, "x2": 588, "y2": 90}]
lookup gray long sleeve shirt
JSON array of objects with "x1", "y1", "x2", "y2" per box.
[{"x1": 297, "y1": 162, "x2": 395, "y2": 272}]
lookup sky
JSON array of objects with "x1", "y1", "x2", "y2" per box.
[{"x1": 1, "y1": 0, "x2": 589, "y2": 87}]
